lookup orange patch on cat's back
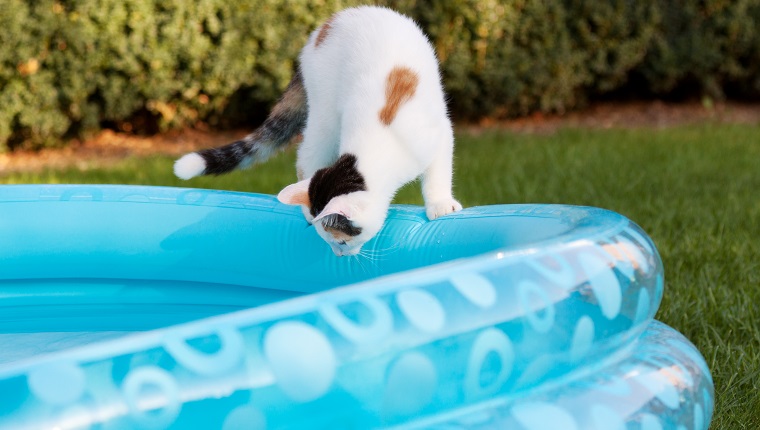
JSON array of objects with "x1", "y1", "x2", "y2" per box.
[
  {"x1": 315, "y1": 14, "x2": 338, "y2": 48},
  {"x1": 379, "y1": 66, "x2": 419, "y2": 126}
]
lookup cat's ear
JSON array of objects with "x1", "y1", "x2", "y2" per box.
[
  {"x1": 277, "y1": 179, "x2": 311, "y2": 208},
  {"x1": 313, "y1": 197, "x2": 355, "y2": 222}
]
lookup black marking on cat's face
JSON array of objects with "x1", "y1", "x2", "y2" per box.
[
  {"x1": 321, "y1": 213, "x2": 363, "y2": 237},
  {"x1": 308, "y1": 153, "x2": 366, "y2": 218}
]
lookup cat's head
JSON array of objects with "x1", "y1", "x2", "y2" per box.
[{"x1": 277, "y1": 154, "x2": 386, "y2": 256}]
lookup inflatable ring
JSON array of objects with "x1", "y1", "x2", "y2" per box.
[{"x1": 0, "y1": 185, "x2": 713, "y2": 429}]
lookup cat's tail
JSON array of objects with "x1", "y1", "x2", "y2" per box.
[{"x1": 173, "y1": 69, "x2": 307, "y2": 179}]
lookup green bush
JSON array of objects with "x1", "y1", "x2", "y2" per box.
[
  {"x1": 563, "y1": 0, "x2": 659, "y2": 94},
  {"x1": 395, "y1": 0, "x2": 585, "y2": 117},
  {"x1": 635, "y1": 0, "x2": 760, "y2": 99},
  {"x1": 399, "y1": 0, "x2": 660, "y2": 116},
  {"x1": 0, "y1": 2, "x2": 68, "y2": 148},
  {"x1": 0, "y1": 0, "x2": 359, "y2": 150},
  {"x1": 1, "y1": 1, "x2": 758, "y2": 150}
]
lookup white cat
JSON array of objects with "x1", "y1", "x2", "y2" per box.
[{"x1": 174, "y1": 6, "x2": 462, "y2": 256}]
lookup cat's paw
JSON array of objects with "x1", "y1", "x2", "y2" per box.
[{"x1": 426, "y1": 199, "x2": 463, "y2": 220}]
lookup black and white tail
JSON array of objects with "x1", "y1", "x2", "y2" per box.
[{"x1": 174, "y1": 69, "x2": 307, "y2": 179}]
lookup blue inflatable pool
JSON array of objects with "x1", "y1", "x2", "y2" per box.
[{"x1": 0, "y1": 185, "x2": 713, "y2": 429}]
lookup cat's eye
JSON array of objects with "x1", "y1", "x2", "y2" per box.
[{"x1": 338, "y1": 240, "x2": 347, "y2": 245}]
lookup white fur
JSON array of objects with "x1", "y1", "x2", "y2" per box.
[
  {"x1": 286, "y1": 7, "x2": 463, "y2": 255},
  {"x1": 174, "y1": 153, "x2": 206, "y2": 180}
]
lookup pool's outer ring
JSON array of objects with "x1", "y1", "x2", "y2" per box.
[
  {"x1": 0, "y1": 185, "x2": 711, "y2": 429},
  {"x1": 394, "y1": 321, "x2": 714, "y2": 430}
]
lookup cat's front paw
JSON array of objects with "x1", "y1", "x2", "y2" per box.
[{"x1": 426, "y1": 199, "x2": 463, "y2": 220}]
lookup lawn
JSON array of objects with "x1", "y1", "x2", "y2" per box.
[{"x1": 2, "y1": 123, "x2": 759, "y2": 429}]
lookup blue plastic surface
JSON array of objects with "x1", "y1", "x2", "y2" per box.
[{"x1": 0, "y1": 185, "x2": 713, "y2": 429}]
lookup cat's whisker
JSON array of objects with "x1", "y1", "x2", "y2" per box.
[
  {"x1": 357, "y1": 251, "x2": 381, "y2": 272},
  {"x1": 366, "y1": 235, "x2": 401, "y2": 246},
  {"x1": 360, "y1": 249, "x2": 395, "y2": 259},
  {"x1": 362, "y1": 242, "x2": 402, "y2": 258},
  {"x1": 359, "y1": 251, "x2": 391, "y2": 260},
  {"x1": 356, "y1": 248, "x2": 384, "y2": 259},
  {"x1": 352, "y1": 253, "x2": 374, "y2": 276},
  {"x1": 349, "y1": 254, "x2": 363, "y2": 274}
]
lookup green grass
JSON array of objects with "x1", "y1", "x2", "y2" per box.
[{"x1": 3, "y1": 124, "x2": 759, "y2": 428}]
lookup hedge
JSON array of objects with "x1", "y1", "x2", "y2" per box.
[
  {"x1": 1, "y1": 1, "x2": 759, "y2": 150},
  {"x1": 0, "y1": 0, "x2": 354, "y2": 150},
  {"x1": 635, "y1": 0, "x2": 760, "y2": 99}
]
